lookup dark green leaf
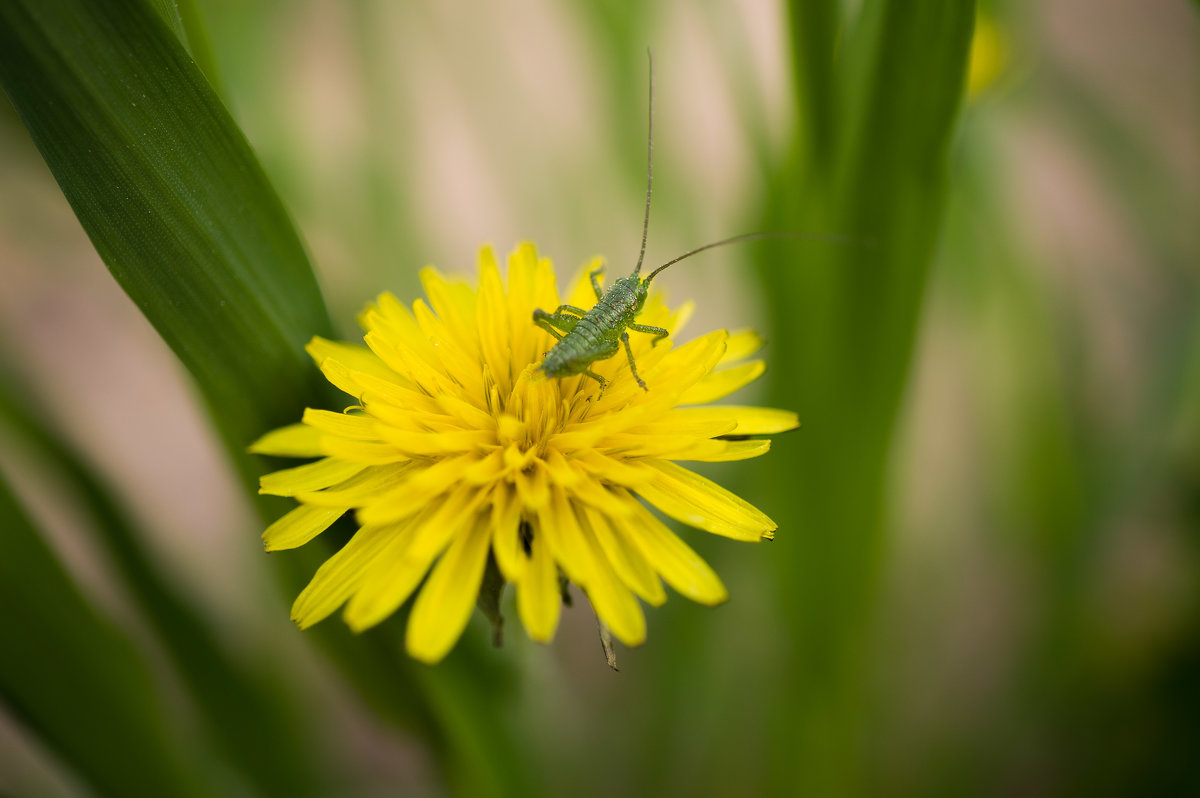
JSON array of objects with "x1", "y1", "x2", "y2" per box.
[
  {"x1": 0, "y1": 359, "x2": 329, "y2": 797},
  {"x1": 0, "y1": 0, "x2": 333, "y2": 465},
  {"x1": 0, "y1": 471, "x2": 217, "y2": 798}
]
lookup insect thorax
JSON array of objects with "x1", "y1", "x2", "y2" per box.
[{"x1": 608, "y1": 275, "x2": 648, "y2": 315}]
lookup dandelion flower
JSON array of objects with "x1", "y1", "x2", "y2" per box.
[{"x1": 252, "y1": 243, "x2": 798, "y2": 664}]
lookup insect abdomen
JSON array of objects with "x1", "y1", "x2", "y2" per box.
[
  {"x1": 543, "y1": 317, "x2": 606, "y2": 374},
  {"x1": 541, "y1": 291, "x2": 634, "y2": 377}
]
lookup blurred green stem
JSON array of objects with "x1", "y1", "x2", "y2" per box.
[
  {"x1": 0, "y1": 470, "x2": 218, "y2": 798},
  {"x1": 0, "y1": 359, "x2": 328, "y2": 796},
  {"x1": 756, "y1": 1, "x2": 975, "y2": 794}
]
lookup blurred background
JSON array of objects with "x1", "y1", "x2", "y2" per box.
[{"x1": 1, "y1": 0, "x2": 1197, "y2": 795}]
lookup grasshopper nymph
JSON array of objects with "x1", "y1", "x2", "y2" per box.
[{"x1": 534, "y1": 53, "x2": 786, "y2": 392}]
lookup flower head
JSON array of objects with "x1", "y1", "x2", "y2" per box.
[{"x1": 252, "y1": 243, "x2": 797, "y2": 664}]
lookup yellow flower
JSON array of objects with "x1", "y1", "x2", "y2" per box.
[
  {"x1": 251, "y1": 243, "x2": 797, "y2": 664},
  {"x1": 967, "y1": 12, "x2": 1009, "y2": 98}
]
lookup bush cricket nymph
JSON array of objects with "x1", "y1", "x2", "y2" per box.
[{"x1": 534, "y1": 52, "x2": 788, "y2": 392}]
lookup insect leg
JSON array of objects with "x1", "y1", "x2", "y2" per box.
[
  {"x1": 589, "y1": 266, "x2": 606, "y2": 300},
  {"x1": 533, "y1": 308, "x2": 580, "y2": 340},
  {"x1": 628, "y1": 322, "x2": 670, "y2": 347},
  {"x1": 580, "y1": 338, "x2": 620, "y2": 391},
  {"x1": 552, "y1": 304, "x2": 588, "y2": 317},
  {"x1": 620, "y1": 331, "x2": 648, "y2": 391},
  {"x1": 582, "y1": 369, "x2": 608, "y2": 389}
]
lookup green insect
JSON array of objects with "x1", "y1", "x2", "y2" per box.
[
  {"x1": 534, "y1": 54, "x2": 783, "y2": 392},
  {"x1": 533, "y1": 235, "x2": 777, "y2": 391}
]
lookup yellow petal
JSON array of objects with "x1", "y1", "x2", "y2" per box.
[
  {"x1": 433, "y1": 393, "x2": 496, "y2": 431},
  {"x1": 573, "y1": 450, "x2": 657, "y2": 487},
  {"x1": 259, "y1": 457, "x2": 366, "y2": 497},
  {"x1": 315, "y1": 358, "x2": 434, "y2": 417},
  {"x1": 577, "y1": 515, "x2": 646, "y2": 646},
  {"x1": 623, "y1": 412, "x2": 738, "y2": 438},
  {"x1": 262, "y1": 504, "x2": 345, "y2": 551},
  {"x1": 589, "y1": 339, "x2": 679, "y2": 404},
  {"x1": 462, "y1": 449, "x2": 508, "y2": 485},
  {"x1": 655, "y1": 406, "x2": 800, "y2": 435},
  {"x1": 476, "y1": 247, "x2": 515, "y2": 396},
  {"x1": 406, "y1": 515, "x2": 492, "y2": 664},
  {"x1": 633, "y1": 460, "x2": 777, "y2": 541},
  {"x1": 565, "y1": 467, "x2": 636, "y2": 517},
  {"x1": 721, "y1": 406, "x2": 799, "y2": 434},
  {"x1": 536, "y1": 489, "x2": 596, "y2": 587},
  {"x1": 374, "y1": 427, "x2": 495, "y2": 458},
  {"x1": 516, "y1": 523, "x2": 561, "y2": 642},
  {"x1": 362, "y1": 393, "x2": 449, "y2": 431},
  {"x1": 677, "y1": 360, "x2": 766, "y2": 405},
  {"x1": 624, "y1": 500, "x2": 728, "y2": 605},
  {"x1": 291, "y1": 525, "x2": 394, "y2": 627},
  {"x1": 541, "y1": 449, "x2": 581, "y2": 488},
  {"x1": 348, "y1": 492, "x2": 477, "y2": 633},
  {"x1": 419, "y1": 267, "x2": 479, "y2": 358},
  {"x1": 362, "y1": 330, "x2": 457, "y2": 397},
  {"x1": 669, "y1": 439, "x2": 772, "y2": 463},
  {"x1": 319, "y1": 437, "x2": 411, "y2": 465},
  {"x1": 665, "y1": 299, "x2": 695, "y2": 338},
  {"x1": 490, "y1": 486, "x2": 526, "y2": 582},
  {"x1": 303, "y1": 409, "x2": 379, "y2": 440},
  {"x1": 314, "y1": 357, "x2": 367, "y2": 402},
  {"x1": 594, "y1": 433, "x2": 723, "y2": 459},
  {"x1": 342, "y1": 522, "x2": 427, "y2": 632},
  {"x1": 306, "y1": 337, "x2": 404, "y2": 384},
  {"x1": 339, "y1": 366, "x2": 440, "y2": 415},
  {"x1": 412, "y1": 299, "x2": 485, "y2": 397},
  {"x1": 649, "y1": 329, "x2": 728, "y2": 381},
  {"x1": 719, "y1": 329, "x2": 765, "y2": 364},
  {"x1": 359, "y1": 292, "x2": 440, "y2": 366},
  {"x1": 584, "y1": 506, "x2": 665, "y2": 606},
  {"x1": 291, "y1": 462, "x2": 415, "y2": 507},
  {"x1": 401, "y1": 484, "x2": 490, "y2": 564},
  {"x1": 514, "y1": 461, "x2": 551, "y2": 510},
  {"x1": 358, "y1": 457, "x2": 482, "y2": 526},
  {"x1": 507, "y1": 243, "x2": 560, "y2": 368},
  {"x1": 551, "y1": 398, "x2": 670, "y2": 447},
  {"x1": 249, "y1": 423, "x2": 324, "y2": 457}
]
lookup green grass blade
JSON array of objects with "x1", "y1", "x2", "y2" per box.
[
  {"x1": 787, "y1": 0, "x2": 839, "y2": 177},
  {"x1": 144, "y1": 0, "x2": 224, "y2": 94},
  {"x1": 0, "y1": 0, "x2": 333, "y2": 459},
  {"x1": 0, "y1": 472, "x2": 219, "y2": 798},
  {"x1": 0, "y1": 360, "x2": 329, "y2": 797},
  {"x1": 755, "y1": 1, "x2": 976, "y2": 794}
]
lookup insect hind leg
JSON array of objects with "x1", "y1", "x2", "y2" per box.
[
  {"x1": 533, "y1": 308, "x2": 580, "y2": 340},
  {"x1": 582, "y1": 368, "x2": 608, "y2": 390},
  {"x1": 629, "y1": 322, "x2": 669, "y2": 347},
  {"x1": 620, "y1": 332, "x2": 648, "y2": 391}
]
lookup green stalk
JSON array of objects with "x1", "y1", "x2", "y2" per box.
[
  {"x1": 0, "y1": 361, "x2": 328, "y2": 796},
  {"x1": 0, "y1": 471, "x2": 218, "y2": 798},
  {"x1": 755, "y1": 1, "x2": 975, "y2": 794}
]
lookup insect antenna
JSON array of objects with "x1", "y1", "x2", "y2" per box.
[
  {"x1": 644, "y1": 231, "x2": 865, "y2": 283},
  {"x1": 632, "y1": 50, "x2": 654, "y2": 277},
  {"x1": 627, "y1": 53, "x2": 866, "y2": 286}
]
